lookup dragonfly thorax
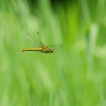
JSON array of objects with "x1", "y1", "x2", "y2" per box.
[{"x1": 42, "y1": 46, "x2": 54, "y2": 53}]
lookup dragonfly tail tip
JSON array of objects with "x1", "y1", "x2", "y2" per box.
[{"x1": 21, "y1": 49, "x2": 25, "y2": 52}]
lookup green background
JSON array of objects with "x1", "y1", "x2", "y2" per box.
[{"x1": 0, "y1": 0, "x2": 106, "y2": 106}]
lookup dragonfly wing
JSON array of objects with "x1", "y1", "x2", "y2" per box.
[
  {"x1": 39, "y1": 40, "x2": 45, "y2": 47},
  {"x1": 48, "y1": 44, "x2": 63, "y2": 48},
  {"x1": 36, "y1": 32, "x2": 45, "y2": 47},
  {"x1": 25, "y1": 33, "x2": 41, "y2": 47}
]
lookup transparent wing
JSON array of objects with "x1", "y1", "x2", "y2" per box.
[
  {"x1": 48, "y1": 44, "x2": 63, "y2": 48},
  {"x1": 36, "y1": 32, "x2": 45, "y2": 47},
  {"x1": 25, "y1": 32, "x2": 45, "y2": 47}
]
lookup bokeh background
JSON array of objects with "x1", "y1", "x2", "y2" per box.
[{"x1": 0, "y1": 0, "x2": 106, "y2": 106}]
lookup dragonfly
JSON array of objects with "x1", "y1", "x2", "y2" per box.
[{"x1": 21, "y1": 32, "x2": 54, "y2": 53}]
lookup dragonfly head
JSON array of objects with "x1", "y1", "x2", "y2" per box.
[{"x1": 49, "y1": 48, "x2": 54, "y2": 53}]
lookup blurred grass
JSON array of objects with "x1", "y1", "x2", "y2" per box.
[{"x1": 0, "y1": 0, "x2": 106, "y2": 106}]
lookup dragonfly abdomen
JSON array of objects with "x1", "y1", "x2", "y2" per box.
[{"x1": 21, "y1": 48, "x2": 42, "y2": 52}]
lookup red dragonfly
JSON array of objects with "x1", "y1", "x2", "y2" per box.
[{"x1": 21, "y1": 32, "x2": 54, "y2": 53}]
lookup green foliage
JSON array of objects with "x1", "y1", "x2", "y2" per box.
[{"x1": 0, "y1": 0, "x2": 106, "y2": 106}]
